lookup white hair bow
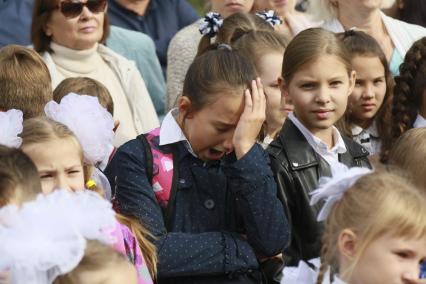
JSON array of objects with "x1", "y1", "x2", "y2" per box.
[
  {"x1": 0, "y1": 189, "x2": 116, "y2": 284},
  {"x1": 44, "y1": 93, "x2": 115, "y2": 167},
  {"x1": 310, "y1": 162, "x2": 372, "y2": 221},
  {"x1": 0, "y1": 109, "x2": 23, "y2": 148}
]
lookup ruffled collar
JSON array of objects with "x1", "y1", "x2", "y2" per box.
[
  {"x1": 50, "y1": 42, "x2": 101, "y2": 74},
  {"x1": 352, "y1": 120, "x2": 379, "y2": 138}
]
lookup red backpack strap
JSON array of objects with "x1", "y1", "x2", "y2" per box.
[{"x1": 142, "y1": 128, "x2": 175, "y2": 209}]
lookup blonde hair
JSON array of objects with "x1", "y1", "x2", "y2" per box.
[
  {"x1": 53, "y1": 77, "x2": 114, "y2": 115},
  {"x1": 388, "y1": 128, "x2": 426, "y2": 190},
  {"x1": 0, "y1": 145, "x2": 42, "y2": 207},
  {"x1": 20, "y1": 117, "x2": 157, "y2": 278},
  {"x1": 317, "y1": 169, "x2": 426, "y2": 284},
  {"x1": 0, "y1": 45, "x2": 52, "y2": 119},
  {"x1": 53, "y1": 240, "x2": 129, "y2": 284}
]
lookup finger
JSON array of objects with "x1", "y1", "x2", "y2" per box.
[
  {"x1": 251, "y1": 79, "x2": 259, "y2": 113},
  {"x1": 257, "y1": 77, "x2": 266, "y2": 115},
  {"x1": 244, "y1": 89, "x2": 253, "y2": 115}
]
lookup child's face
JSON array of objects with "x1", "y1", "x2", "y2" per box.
[
  {"x1": 348, "y1": 55, "x2": 386, "y2": 128},
  {"x1": 21, "y1": 138, "x2": 85, "y2": 194},
  {"x1": 345, "y1": 232, "x2": 426, "y2": 284},
  {"x1": 178, "y1": 90, "x2": 245, "y2": 161},
  {"x1": 258, "y1": 52, "x2": 292, "y2": 136},
  {"x1": 282, "y1": 55, "x2": 355, "y2": 136},
  {"x1": 78, "y1": 260, "x2": 138, "y2": 284}
]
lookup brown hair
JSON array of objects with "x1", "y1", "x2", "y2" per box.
[
  {"x1": 335, "y1": 30, "x2": 394, "y2": 150},
  {"x1": 53, "y1": 77, "x2": 114, "y2": 115},
  {"x1": 53, "y1": 240, "x2": 131, "y2": 284},
  {"x1": 31, "y1": 0, "x2": 110, "y2": 53},
  {"x1": 381, "y1": 37, "x2": 426, "y2": 163},
  {"x1": 183, "y1": 46, "x2": 258, "y2": 112},
  {"x1": 197, "y1": 12, "x2": 273, "y2": 55},
  {"x1": 20, "y1": 117, "x2": 158, "y2": 278},
  {"x1": 0, "y1": 145, "x2": 42, "y2": 207},
  {"x1": 282, "y1": 28, "x2": 352, "y2": 84},
  {"x1": 0, "y1": 45, "x2": 52, "y2": 119},
  {"x1": 388, "y1": 128, "x2": 426, "y2": 190},
  {"x1": 317, "y1": 169, "x2": 426, "y2": 284},
  {"x1": 232, "y1": 30, "x2": 288, "y2": 74}
]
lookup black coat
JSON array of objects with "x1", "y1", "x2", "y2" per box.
[{"x1": 267, "y1": 120, "x2": 371, "y2": 266}]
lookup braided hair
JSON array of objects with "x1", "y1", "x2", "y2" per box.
[{"x1": 381, "y1": 37, "x2": 426, "y2": 162}]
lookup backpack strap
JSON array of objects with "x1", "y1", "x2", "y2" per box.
[{"x1": 137, "y1": 128, "x2": 178, "y2": 231}]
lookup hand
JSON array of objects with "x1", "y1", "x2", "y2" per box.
[
  {"x1": 233, "y1": 78, "x2": 266, "y2": 160},
  {"x1": 0, "y1": 270, "x2": 10, "y2": 284}
]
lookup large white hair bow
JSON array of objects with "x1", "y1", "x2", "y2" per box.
[
  {"x1": 0, "y1": 109, "x2": 23, "y2": 148},
  {"x1": 310, "y1": 162, "x2": 372, "y2": 221},
  {"x1": 0, "y1": 189, "x2": 116, "y2": 284},
  {"x1": 44, "y1": 93, "x2": 114, "y2": 166}
]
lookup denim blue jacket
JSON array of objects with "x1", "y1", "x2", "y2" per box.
[
  {"x1": 107, "y1": 0, "x2": 199, "y2": 76},
  {"x1": 105, "y1": 139, "x2": 289, "y2": 283}
]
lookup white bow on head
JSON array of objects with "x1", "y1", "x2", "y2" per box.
[
  {"x1": 0, "y1": 189, "x2": 117, "y2": 284},
  {"x1": 44, "y1": 93, "x2": 115, "y2": 167},
  {"x1": 0, "y1": 109, "x2": 23, "y2": 148},
  {"x1": 310, "y1": 162, "x2": 372, "y2": 221}
]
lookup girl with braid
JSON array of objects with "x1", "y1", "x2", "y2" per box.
[
  {"x1": 281, "y1": 168, "x2": 426, "y2": 284},
  {"x1": 381, "y1": 37, "x2": 426, "y2": 162}
]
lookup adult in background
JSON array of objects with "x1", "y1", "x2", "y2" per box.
[
  {"x1": 0, "y1": 0, "x2": 166, "y2": 117},
  {"x1": 31, "y1": 0, "x2": 159, "y2": 146},
  {"x1": 166, "y1": 0, "x2": 255, "y2": 111},
  {"x1": 312, "y1": 0, "x2": 426, "y2": 76},
  {"x1": 108, "y1": 0, "x2": 199, "y2": 76},
  {"x1": 383, "y1": 0, "x2": 426, "y2": 28},
  {"x1": 256, "y1": 0, "x2": 318, "y2": 37}
]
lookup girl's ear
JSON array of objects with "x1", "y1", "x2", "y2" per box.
[
  {"x1": 278, "y1": 76, "x2": 289, "y2": 98},
  {"x1": 177, "y1": 96, "x2": 195, "y2": 119},
  {"x1": 347, "y1": 70, "x2": 357, "y2": 96},
  {"x1": 338, "y1": 228, "x2": 358, "y2": 259}
]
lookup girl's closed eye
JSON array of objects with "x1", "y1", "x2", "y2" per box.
[
  {"x1": 39, "y1": 172, "x2": 54, "y2": 179},
  {"x1": 330, "y1": 80, "x2": 343, "y2": 87},
  {"x1": 394, "y1": 249, "x2": 415, "y2": 259}
]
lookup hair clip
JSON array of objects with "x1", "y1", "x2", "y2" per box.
[
  {"x1": 310, "y1": 162, "x2": 372, "y2": 221},
  {"x1": 0, "y1": 109, "x2": 23, "y2": 148},
  {"x1": 343, "y1": 27, "x2": 358, "y2": 38},
  {"x1": 256, "y1": 10, "x2": 282, "y2": 27},
  {"x1": 86, "y1": 179, "x2": 97, "y2": 190},
  {"x1": 217, "y1": 43, "x2": 232, "y2": 51},
  {"x1": 199, "y1": 12, "x2": 223, "y2": 37}
]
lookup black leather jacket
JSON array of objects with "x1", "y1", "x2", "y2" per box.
[{"x1": 267, "y1": 120, "x2": 371, "y2": 266}]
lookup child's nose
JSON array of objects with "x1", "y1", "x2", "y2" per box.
[
  {"x1": 315, "y1": 86, "x2": 331, "y2": 104},
  {"x1": 56, "y1": 175, "x2": 72, "y2": 192},
  {"x1": 223, "y1": 135, "x2": 234, "y2": 154},
  {"x1": 363, "y1": 85, "x2": 375, "y2": 99}
]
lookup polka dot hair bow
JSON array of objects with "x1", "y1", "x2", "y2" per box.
[
  {"x1": 256, "y1": 10, "x2": 282, "y2": 27},
  {"x1": 199, "y1": 12, "x2": 223, "y2": 37}
]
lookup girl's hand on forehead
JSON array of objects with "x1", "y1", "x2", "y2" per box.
[{"x1": 233, "y1": 78, "x2": 266, "y2": 160}]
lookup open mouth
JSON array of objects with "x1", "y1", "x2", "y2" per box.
[{"x1": 208, "y1": 148, "x2": 225, "y2": 160}]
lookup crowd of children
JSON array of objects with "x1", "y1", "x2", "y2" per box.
[{"x1": 1, "y1": 1, "x2": 426, "y2": 283}]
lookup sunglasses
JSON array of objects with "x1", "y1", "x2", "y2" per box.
[{"x1": 56, "y1": 0, "x2": 107, "y2": 19}]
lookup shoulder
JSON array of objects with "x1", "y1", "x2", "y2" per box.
[
  {"x1": 383, "y1": 14, "x2": 426, "y2": 39},
  {"x1": 342, "y1": 136, "x2": 370, "y2": 159},
  {"x1": 169, "y1": 20, "x2": 202, "y2": 49},
  {"x1": 109, "y1": 26, "x2": 156, "y2": 51}
]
